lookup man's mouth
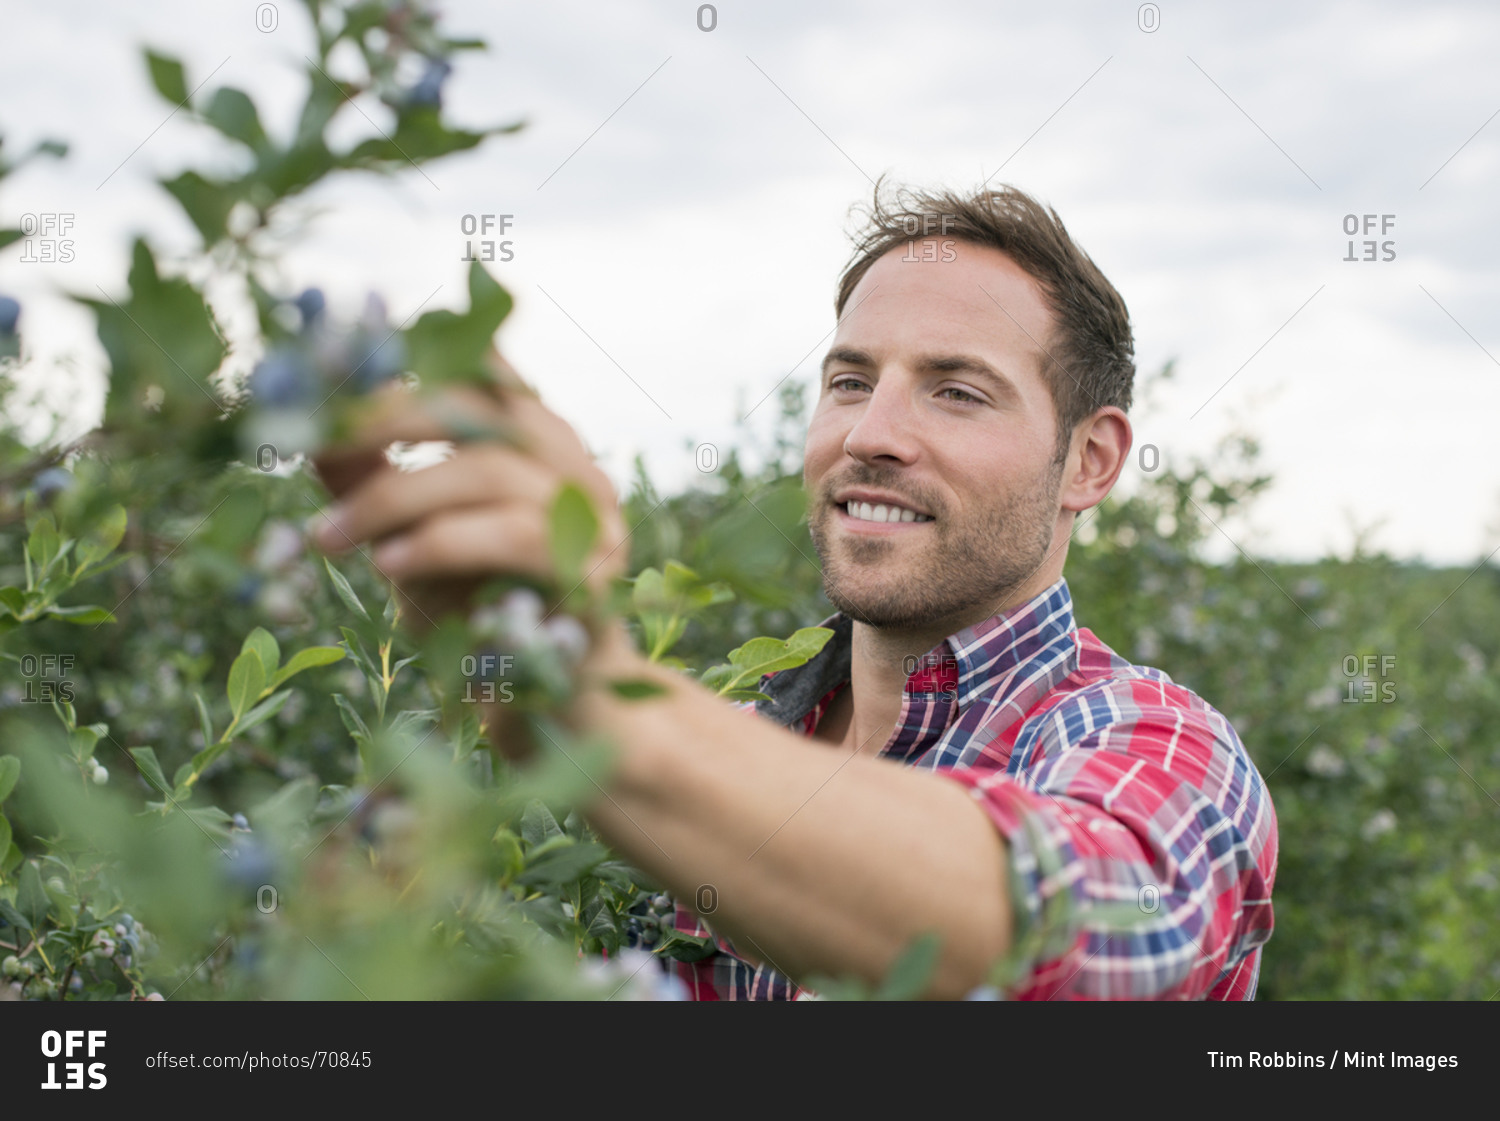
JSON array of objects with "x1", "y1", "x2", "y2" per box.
[{"x1": 837, "y1": 500, "x2": 933, "y2": 525}]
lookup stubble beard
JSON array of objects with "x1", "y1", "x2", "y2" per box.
[{"x1": 807, "y1": 454, "x2": 1065, "y2": 631}]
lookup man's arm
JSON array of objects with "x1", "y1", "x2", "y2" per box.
[
  {"x1": 310, "y1": 375, "x2": 1012, "y2": 997},
  {"x1": 563, "y1": 620, "x2": 1013, "y2": 998}
]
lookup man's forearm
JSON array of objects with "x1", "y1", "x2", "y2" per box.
[{"x1": 562, "y1": 622, "x2": 1013, "y2": 998}]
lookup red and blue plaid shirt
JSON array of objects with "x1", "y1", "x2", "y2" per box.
[{"x1": 660, "y1": 577, "x2": 1278, "y2": 1000}]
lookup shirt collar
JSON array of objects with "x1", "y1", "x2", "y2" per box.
[{"x1": 753, "y1": 578, "x2": 1076, "y2": 729}]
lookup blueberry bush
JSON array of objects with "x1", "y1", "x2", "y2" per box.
[{"x1": 3, "y1": 0, "x2": 1496, "y2": 1002}]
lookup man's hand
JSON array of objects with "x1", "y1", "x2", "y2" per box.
[{"x1": 306, "y1": 351, "x2": 628, "y2": 632}]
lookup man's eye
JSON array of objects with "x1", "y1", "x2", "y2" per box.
[
  {"x1": 831, "y1": 376, "x2": 869, "y2": 393},
  {"x1": 939, "y1": 386, "x2": 980, "y2": 403}
]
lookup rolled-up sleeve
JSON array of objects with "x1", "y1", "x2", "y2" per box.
[{"x1": 938, "y1": 686, "x2": 1278, "y2": 1000}]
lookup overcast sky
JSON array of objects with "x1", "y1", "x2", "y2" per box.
[{"x1": 3, "y1": 0, "x2": 1499, "y2": 564}]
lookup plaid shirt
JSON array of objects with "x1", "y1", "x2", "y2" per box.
[{"x1": 659, "y1": 577, "x2": 1278, "y2": 1000}]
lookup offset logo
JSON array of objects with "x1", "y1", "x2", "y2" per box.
[{"x1": 40, "y1": 1030, "x2": 107, "y2": 1090}]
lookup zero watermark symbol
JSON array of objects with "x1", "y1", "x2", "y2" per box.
[
  {"x1": 1138, "y1": 443, "x2": 1159, "y2": 472},
  {"x1": 40, "y1": 1030, "x2": 107, "y2": 1090},
  {"x1": 257, "y1": 884, "x2": 278, "y2": 913},
  {"x1": 697, "y1": 4, "x2": 717, "y2": 31},
  {"x1": 1138, "y1": 884, "x2": 1161, "y2": 913},
  {"x1": 695, "y1": 442, "x2": 719, "y2": 472},
  {"x1": 1342, "y1": 654, "x2": 1396, "y2": 703},
  {"x1": 256, "y1": 443, "x2": 279, "y2": 471},
  {"x1": 461, "y1": 214, "x2": 514, "y2": 263},
  {"x1": 1138, "y1": 4, "x2": 1161, "y2": 32},
  {"x1": 1342, "y1": 214, "x2": 1396, "y2": 262},
  {"x1": 16, "y1": 213, "x2": 76, "y2": 263},
  {"x1": 256, "y1": 3, "x2": 278, "y2": 32},
  {"x1": 19, "y1": 653, "x2": 76, "y2": 703},
  {"x1": 695, "y1": 884, "x2": 718, "y2": 914}
]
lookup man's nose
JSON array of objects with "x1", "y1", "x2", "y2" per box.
[{"x1": 843, "y1": 378, "x2": 919, "y2": 465}]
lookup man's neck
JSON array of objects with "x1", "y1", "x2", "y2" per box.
[{"x1": 828, "y1": 578, "x2": 1055, "y2": 755}]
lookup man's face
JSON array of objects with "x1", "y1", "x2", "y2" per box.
[{"x1": 804, "y1": 237, "x2": 1069, "y2": 631}]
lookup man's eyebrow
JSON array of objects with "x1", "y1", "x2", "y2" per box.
[
  {"x1": 820, "y1": 346, "x2": 873, "y2": 375},
  {"x1": 820, "y1": 347, "x2": 1019, "y2": 397}
]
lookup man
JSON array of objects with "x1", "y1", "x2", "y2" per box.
[{"x1": 310, "y1": 182, "x2": 1278, "y2": 1000}]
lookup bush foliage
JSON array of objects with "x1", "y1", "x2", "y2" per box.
[{"x1": 2, "y1": 0, "x2": 1495, "y2": 1001}]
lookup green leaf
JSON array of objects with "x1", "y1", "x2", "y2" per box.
[
  {"x1": 0, "y1": 842, "x2": 22, "y2": 878},
  {"x1": 74, "y1": 504, "x2": 129, "y2": 573},
  {"x1": 226, "y1": 648, "x2": 266, "y2": 721},
  {"x1": 15, "y1": 861, "x2": 51, "y2": 929},
  {"x1": 235, "y1": 689, "x2": 292, "y2": 737},
  {"x1": 332, "y1": 694, "x2": 371, "y2": 744},
  {"x1": 721, "y1": 689, "x2": 773, "y2": 703},
  {"x1": 250, "y1": 776, "x2": 319, "y2": 835},
  {"x1": 404, "y1": 262, "x2": 514, "y2": 388},
  {"x1": 0, "y1": 755, "x2": 20, "y2": 803},
  {"x1": 145, "y1": 49, "x2": 189, "y2": 105},
  {"x1": 128, "y1": 747, "x2": 169, "y2": 795},
  {"x1": 711, "y1": 627, "x2": 834, "y2": 696},
  {"x1": 160, "y1": 170, "x2": 236, "y2": 247},
  {"x1": 269, "y1": 644, "x2": 345, "y2": 689},
  {"x1": 26, "y1": 514, "x2": 61, "y2": 576},
  {"x1": 46, "y1": 605, "x2": 116, "y2": 625},
  {"x1": 194, "y1": 691, "x2": 214, "y2": 747},
  {"x1": 519, "y1": 801, "x2": 562, "y2": 847},
  {"x1": 78, "y1": 239, "x2": 228, "y2": 429},
  {"x1": 68, "y1": 725, "x2": 103, "y2": 763},
  {"x1": 0, "y1": 898, "x2": 30, "y2": 932},
  {"x1": 190, "y1": 738, "x2": 233, "y2": 778},
  {"x1": 515, "y1": 839, "x2": 609, "y2": 887},
  {"x1": 548, "y1": 482, "x2": 598, "y2": 592},
  {"x1": 0, "y1": 586, "x2": 24, "y2": 616},
  {"x1": 241, "y1": 627, "x2": 281, "y2": 681},
  {"x1": 0, "y1": 815, "x2": 10, "y2": 861},
  {"x1": 172, "y1": 762, "x2": 195, "y2": 788},
  {"x1": 205, "y1": 487, "x2": 265, "y2": 553},
  {"x1": 324, "y1": 558, "x2": 369, "y2": 620},
  {"x1": 874, "y1": 931, "x2": 943, "y2": 1001},
  {"x1": 202, "y1": 87, "x2": 267, "y2": 150}
]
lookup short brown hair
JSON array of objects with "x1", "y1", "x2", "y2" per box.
[{"x1": 836, "y1": 179, "x2": 1135, "y2": 456}]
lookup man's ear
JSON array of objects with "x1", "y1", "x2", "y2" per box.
[{"x1": 1059, "y1": 407, "x2": 1131, "y2": 513}]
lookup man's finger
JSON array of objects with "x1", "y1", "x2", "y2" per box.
[
  {"x1": 311, "y1": 444, "x2": 557, "y2": 555},
  {"x1": 370, "y1": 505, "x2": 552, "y2": 585}
]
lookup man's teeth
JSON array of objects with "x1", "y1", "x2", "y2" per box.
[{"x1": 845, "y1": 501, "x2": 931, "y2": 524}]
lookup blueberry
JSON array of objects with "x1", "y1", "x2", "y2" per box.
[
  {"x1": 294, "y1": 287, "x2": 326, "y2": 329},
  {"x1": 249, "y1": 348, "x2": 314, "y2": 407},
  {"x1": 404, "y1": 58, "x2": 452, "y2": 110},
  {"x1": 232, "y1": 813, "x2": 250, "y2": 831},
  {"x1": 232, "y1": 573, "x2": 263, "y2": 607},
  {"x1": 349, "y1": 332, "x2": 407, "y2": 393},
  {"x1": 223, "y1": 837, "x2": 277, "y2": 893},
  {"x1": 0, "y1": 296, "x2": 19, "y2": 335},
  {"x1": 31, "y1": 467, "x2": 73, "y2": 501}
]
